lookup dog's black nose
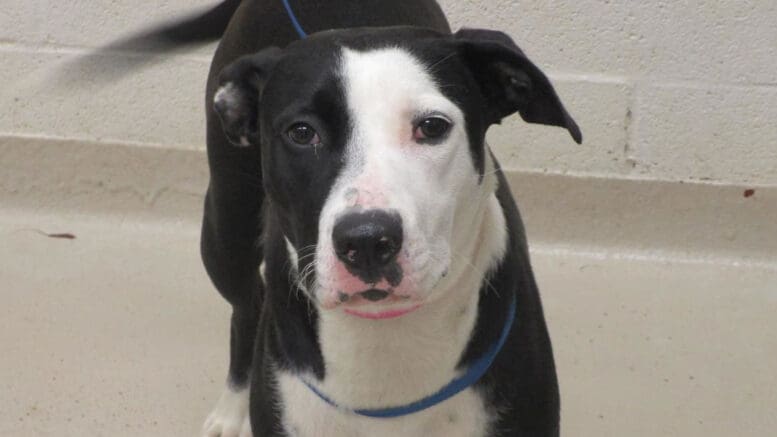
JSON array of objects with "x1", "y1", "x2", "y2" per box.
[{"x1": 332, "y1": 210, "x2": 403, "y2": 273}]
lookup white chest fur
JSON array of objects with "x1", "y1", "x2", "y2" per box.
[
  {"x1": 275, "y1": 247, "x2": 498, "y2": 437},
  {"x1": 275, "y1": 251, "x2": 498, "y2": 437},
  {"x1": 276, "y1": 372, "x2": 490, "y2": 437}
]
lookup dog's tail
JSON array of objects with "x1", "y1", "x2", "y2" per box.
[
  {"x1": 57, "y1": 0, "x2": 242, "y2": 86},
  {"x1": 113, "y1": 0, "x2": 241, "y2": 52}
]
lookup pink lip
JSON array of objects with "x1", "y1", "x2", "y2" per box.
[{"x1": 344, "y1": 304, "x2": 422, "y2": 320}]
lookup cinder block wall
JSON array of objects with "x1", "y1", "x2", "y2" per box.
[{"x1": 2, "y1": 0, "x2": 776, "y2": 186}]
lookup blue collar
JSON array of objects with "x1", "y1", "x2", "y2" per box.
[
  {"x1": 281, "y1": 0, "x2": 308, "y2": 39},
  {"x1": 300, "y1": 294, "x2": 517, "y2": 419}
]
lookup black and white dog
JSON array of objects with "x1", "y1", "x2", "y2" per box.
[{"x1": 107, "y1": 1, "x2": 581, "y2": 435}]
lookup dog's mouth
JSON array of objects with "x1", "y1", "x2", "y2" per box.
[{"x1": 336, "y1": 287, "x2": 422, "y2": 320}]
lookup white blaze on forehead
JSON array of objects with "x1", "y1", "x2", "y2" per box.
[
  {"x1": 339, "y1": 47, "x2": 463, "y2": 149},
  {"x1": 335, "y1": 46, "x2": 469, "y2": 215},
  {"x1": 337, "y1": 47, "x2": 472, "y2": 198}
]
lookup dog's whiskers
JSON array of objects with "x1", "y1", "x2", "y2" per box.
[
  {"x1": 284, "y1": 256, "x2": 318, "y2": 322},
  {"x1": 295, "y1": 260, "x2": 318, "y2": 320},
  {"x1": 427, "y1": 52, "x2": 458, "y2": 74},
  {"x1": 283, "y1": 244, "x2": 317, "y2": 284},
  {"x1": 445, "y1": 250, "x2": 501, "y2": 299}
]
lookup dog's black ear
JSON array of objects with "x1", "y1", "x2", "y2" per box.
[
  {"x1": 454, "y1": 29, "x2": 582, "y2": 144},
  {"x1": 213, "y1": 47, "x2": 282, "y2": 146}
]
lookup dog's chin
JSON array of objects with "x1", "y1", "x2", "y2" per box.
[{"x1": 342, "y1": 302, "x2": 423, "y2": 320}]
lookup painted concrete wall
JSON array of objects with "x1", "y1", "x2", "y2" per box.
[{"x1": 2, "y1": 0, "x2": 776, "y2": 185}]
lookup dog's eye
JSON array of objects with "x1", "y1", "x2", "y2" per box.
[
  {"x1": 287, "y1": 123, "x2": 321, "y2": 146},
  {"x1": 413, "y1": 116, "x2": 452, "y2": 142}
]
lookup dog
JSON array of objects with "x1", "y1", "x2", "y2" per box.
[{"x1": 102, "y1": 1, "x2": 581, "y2": 435}]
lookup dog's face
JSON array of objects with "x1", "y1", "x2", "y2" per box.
[{"x1": 215, "y1": 27, "x2": 580, "y2": 319}]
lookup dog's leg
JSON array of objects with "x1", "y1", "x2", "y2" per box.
[
  {"x1": 200, "y1": 184, "x2": 263, "y2": 437},
  {"x1": 202, "y1": 382, "x2": 252, "y2": 437},
  {"x1": 200, "y1": 195, "x2": 263, "y2": 436},
  {"x1": 200, "y1": 95, "x2": 266, "y2": 435}
]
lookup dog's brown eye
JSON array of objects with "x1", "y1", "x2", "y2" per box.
[
  {"x1": 413, "y1": 116, "x2": 452, "y2": 142},
  {"x1": 287, "y1": 123, "x2": 321, "y2": 145}
]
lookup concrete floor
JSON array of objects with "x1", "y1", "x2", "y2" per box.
[{"x1": 1, "y1": 208, "x2": 775, "y2": 436}]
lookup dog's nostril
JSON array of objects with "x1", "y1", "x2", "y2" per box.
[
  {"x1": 360, "y1": 288, "x2": 390, "y2": 302},
  {"x1": 375, "y1": 237, "x2": 396, "y2": 262}
]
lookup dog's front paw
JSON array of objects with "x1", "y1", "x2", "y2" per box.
[{"x1": 202, "y1": 386, "x2": 252, "y2": 437}]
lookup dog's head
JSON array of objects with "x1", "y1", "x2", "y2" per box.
[{"x1": 214, "y1": 27, "x2": 580, "y2": 319}]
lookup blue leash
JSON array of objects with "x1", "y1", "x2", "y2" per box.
[
  {"x1": 301, "y1": 294, "x2": 517, "y2": 418},
  {"x1": 281, "y1": 0, "x2": 308, "y2": 38}
]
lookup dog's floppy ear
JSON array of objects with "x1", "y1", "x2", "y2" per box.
[
  {"x1": 454, "y1": 29, "x2": 582, "y2": 144},
  {"x1": 213, "y1": 47, "x2": 282, "y2": 146}
]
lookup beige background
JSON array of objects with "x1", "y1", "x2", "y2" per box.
[{"x1": 2, "y1": 0, "x2": 776, "y2": 185}]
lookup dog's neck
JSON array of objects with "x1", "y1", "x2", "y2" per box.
[{"x1": 312, "y1": 167, "x2": 507, "y2": 409}]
